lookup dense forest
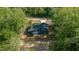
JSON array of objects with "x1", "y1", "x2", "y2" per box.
[{"x1": 0, "y1": 7, "x2": 79, "y2": 51}]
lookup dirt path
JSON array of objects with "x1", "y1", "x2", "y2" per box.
[
  {"x1": 22, "y1": 37, "x2": 51, "y2": 51},
  {"x1": 19, "y1": 17, "x2": 53, "y2": 51}
]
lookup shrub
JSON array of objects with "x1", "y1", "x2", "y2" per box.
[
  {"x1": 52, "y1": 8, "x2": 79, "y2": 50},
  {"x1": 22, "y1": 7, "x2": 53, "y2": 18},
  {"x1": 0, "y1": 8, "x2": 26, "y2": 50}
]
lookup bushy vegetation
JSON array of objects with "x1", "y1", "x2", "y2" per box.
[
  {"x1": 0, "y1": 7, "x2": 79, "y2": 51},
  {"x1": 52, "y1": 8, "x2": 79, "y2": 50},
  {"x1": 22, "y1": 7, "x2": 53, "y2": 18},
  {"x1": 0, "y1": 8, "x2": 26, "y2": 50}
]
